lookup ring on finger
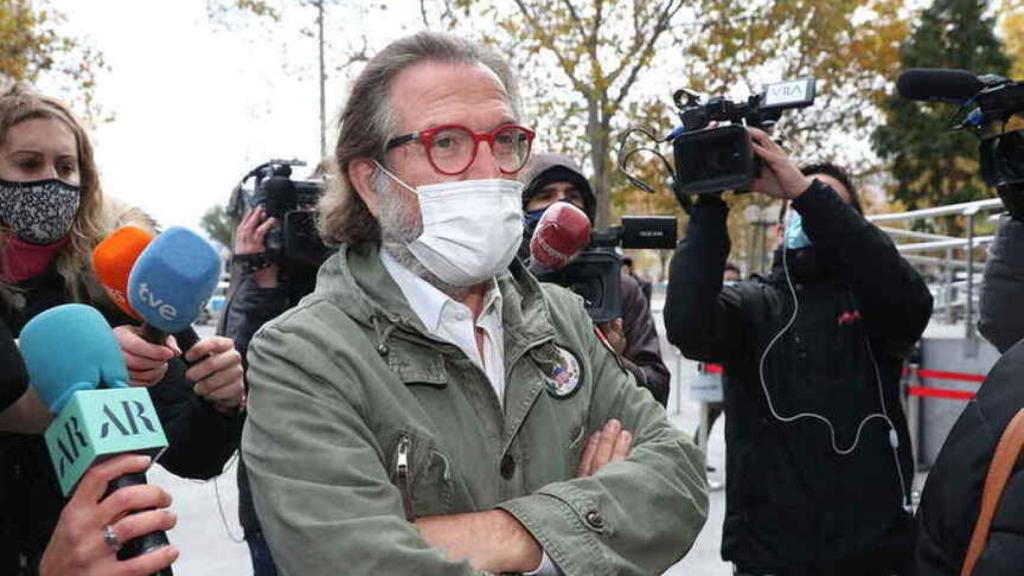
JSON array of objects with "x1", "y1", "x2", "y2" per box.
[{"x1": 103, "y1": 524, "x2": 122, "y2": 553}]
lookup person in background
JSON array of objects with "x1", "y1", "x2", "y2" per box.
[
  {"x1": 0, "y1": 85, "x2": 244, "y2": 574},
  {"x1": 914, "y1": 181, "x2": 1024, "y2": 575},
  {"x1": 520, "y1": 153, "x2": 672, "y2": 406},
  {"x1": 622, "y1": 256, "x2": 653, "y2": 306}
]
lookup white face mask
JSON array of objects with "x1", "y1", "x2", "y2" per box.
[{"x1": 374, "y1": 162, "x2": 524, "y2": 286}]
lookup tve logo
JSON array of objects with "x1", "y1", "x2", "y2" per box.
[{"x1": 136, "y1": 282, "x2": 178, "y2": 321}]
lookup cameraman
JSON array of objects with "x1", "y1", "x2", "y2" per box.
[
  {"x1": 665, "y1": 130, "x2": 931, "y2": 575},
  {"x1": 218, "y1": 205, "x2": 317, "y2": 576},
  {"x1": 914, "y1": 182, "x2": 1024, "y2": 575},
  {"x1": 520, "y1": 153, "x2": 671, "y2": 407}
]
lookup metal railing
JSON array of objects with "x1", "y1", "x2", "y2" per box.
[{"x1": 867, "y1": 198, "x2": 1006, "y2": 345}]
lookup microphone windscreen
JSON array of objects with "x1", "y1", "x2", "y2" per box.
[
  {"x1": 896, "y1": 68, "x2": 984, "y2": 103},
  {"x1": 529, "y1": 202, "x2": 592, "y2": 272},
  {"x1": 20, "y1": 304, "x2": 130, "y2": 414},
  {"x1": 128, "y1": 227, "x2": 222, "y2": 334},
  {"x1": 92, "y1": 226, "x2": 154, "y2": 320}
]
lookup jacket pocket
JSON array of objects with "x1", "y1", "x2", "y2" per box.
[{"x1": 388, "y1": 431, "x2": 456, "y2": 520}]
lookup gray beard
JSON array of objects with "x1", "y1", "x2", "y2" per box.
[{"x1": 373, "y1": 170, "x2": 474, "y2": 301}]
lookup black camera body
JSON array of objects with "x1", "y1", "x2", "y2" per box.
[
  {"x1": 972, "y1": 82, "x2": 1024, "y2": 191},
  {"x1": 672, "y1": 78, "x2": 816, "y2": 195},
  {"x1": 535, "y1": 216, "x2": 677, "y2": 323},
  {"x1": 897, "y1": 69, "x2": 1024, "y2": 192},
  {"x1": 242, "y1": 160, "x2": 330, "y2": 268}
]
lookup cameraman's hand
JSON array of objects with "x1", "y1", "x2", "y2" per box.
[
  {"x1": 598, "y1": 318, "x2": 627, "y2": 356},
  {"x1": 749, "y1": 128, "x2": 814, "y2": 201},
  {"x1": 235, "y1": 207, "x2": 279, "y2": 288}
]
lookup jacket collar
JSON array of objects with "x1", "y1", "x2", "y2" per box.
[{"x1": 317, "y1": 242, "x2": 556, "y2": 353}]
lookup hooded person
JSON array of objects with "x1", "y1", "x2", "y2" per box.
[
  {"x1": 915, "y1": 180, "x2": 1024, "y2": 575},
  {"x1": 519, "y1": 153, "x2": 671, "y2": 407}
]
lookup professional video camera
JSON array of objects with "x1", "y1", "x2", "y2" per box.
[
  {"x1": 230, "y1": 159, "x2": 330, "y2": 268},
  {"x1": 897, "y1": 68, "x2": 1024, "y2": 191},
  {"x1": 618, "y1": 78, "x2": 817, "y2": 199},
  {"x1": 534, "y1": 215, "x2": 677, "y2": 323}
]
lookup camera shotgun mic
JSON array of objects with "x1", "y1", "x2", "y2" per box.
[
  {"x1": 896, "y1": 68, "x2": 985, "y2": 103},
  {"x1": 21, "y1": 304, "x2": 173, "y2": 575},
  {"x1": 528, "y1": 202, "x2": 592, "y2": 275},
  {"x1": 128, "y1": 227, "x2": 222, "y2": 353}
]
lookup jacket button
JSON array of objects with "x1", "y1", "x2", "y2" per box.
[
  {"x1": 500, "y1": 454, "x2": 516, "y2": 479},
  {"x1": 377, "y1": 344, "x2": 389, "y2": 356},
  {"x1": 585, "y1": 510, "x2": 604, "y2": 529}
]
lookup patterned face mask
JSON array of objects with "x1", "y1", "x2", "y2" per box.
[{"x1": 0, "y1": 178, "x2": 81, "y2": 245}]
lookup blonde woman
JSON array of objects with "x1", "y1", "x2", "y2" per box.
[{"x1": 0, "y1": 86, "x2": 244, "y2": 574}]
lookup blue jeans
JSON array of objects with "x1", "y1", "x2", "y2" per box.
[{"x1": 247, "y1": 531, "x2": 278, "y2": 576}]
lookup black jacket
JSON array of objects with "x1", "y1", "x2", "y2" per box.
[
  {"x1": 664, "y1": 181, "x2": 932, "y2": 573},
  {"x1": 0, "y1": 265, "x2": 243, "y2": 574},
  {"x1": 915, "y1": 216, "x2": 1024, "y2": 575},
  {"x1": 220, "y1": 274, "x2": 289, "y2": 537},
  {"x1": 618, "y1": 273, "x2": 671, "y2": 406}
]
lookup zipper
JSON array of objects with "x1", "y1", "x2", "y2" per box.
[{"x1": 395, "y1": 434, "x2": 415, "y2": 520}]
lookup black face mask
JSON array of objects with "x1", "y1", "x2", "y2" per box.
[{"x1": 0, "y1": 178, "x2": 81, "y2": 245}]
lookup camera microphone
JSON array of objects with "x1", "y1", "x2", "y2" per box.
[
  {"x1": 896, "y1": 68, "x2": 985, "y2": 103},
  {"x1": 528, "y1": 202, "x2": 592, "y2": 275}
]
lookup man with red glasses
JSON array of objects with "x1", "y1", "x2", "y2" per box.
[{"x1": 241, "y1": 32, "x2": 707, "y2": 575}]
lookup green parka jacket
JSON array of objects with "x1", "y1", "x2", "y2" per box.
[{"x1": 242, "y1": 242, "x2": 707, "y2": 575}]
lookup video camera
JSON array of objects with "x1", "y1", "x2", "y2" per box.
[
  {"x1": 671, "y1": 78, "x2": 817, "y2": 195},
  {"x1": 231, "y1": 159, "x2": 330, "y2": 268},
  {"x1": 896, "y1": 68, "x2": 1024, "y2": 191},
  {"x1": 617, "y1": 78, "x2": 817, "y2": 202},
  {"x1": 534, "y1": 216, "x2": 676, "y2": 323}
]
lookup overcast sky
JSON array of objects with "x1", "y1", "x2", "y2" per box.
[{"x1": 48, "y1": 0, "x2": 424, "y2": 233}]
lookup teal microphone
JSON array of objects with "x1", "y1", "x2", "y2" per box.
[{"x1": 21, "y1": 304, "x2": 173, "y2": 574}]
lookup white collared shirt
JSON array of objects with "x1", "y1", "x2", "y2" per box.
[{"x1": 380, "y1": 251, "x2": 507, "y2": 404}]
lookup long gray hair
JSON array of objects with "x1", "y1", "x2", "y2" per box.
[{"x1": 317, "y1": 32, "x2": 522, "y2": 247}]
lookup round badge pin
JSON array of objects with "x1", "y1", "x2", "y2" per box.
[{"x1": 545, "y1": 346, "x2": 582, "y2": 398}]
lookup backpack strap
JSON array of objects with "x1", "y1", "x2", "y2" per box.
[{"x1": 962, "y1": 407, "x2": 1024, "y2": 575}]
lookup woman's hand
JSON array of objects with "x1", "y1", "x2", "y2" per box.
[{"x1": 39, "y1": 454, "x2": 179, "y2": 576}]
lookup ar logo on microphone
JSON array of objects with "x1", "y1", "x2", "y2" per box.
[
  {"x1": 136, "y1": 282, "x2": 178, "y2": 321},
  {"x1": 100, "y1": 400, "x2": 159, "y2": 439},
  {"x1": 54, "y1": 416, "x2": 88, "y2": 478}
]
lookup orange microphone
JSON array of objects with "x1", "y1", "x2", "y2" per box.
[{"x1": 92, "y1": 226, "x2": 153, "y2": 321}]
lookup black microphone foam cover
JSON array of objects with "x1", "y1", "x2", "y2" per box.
[{"x1": 897, "y1": 68, "x2": 984, "y2": 103}]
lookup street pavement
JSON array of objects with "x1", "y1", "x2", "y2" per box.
[{"x1": 153, "y1": 304, "x2": 737, "y2": 575}]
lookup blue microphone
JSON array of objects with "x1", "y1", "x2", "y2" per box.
[
  {"x1": 128, "y1": 226, "x2": 222, "y2": 352},
  {"x1": 21, "y1": 304, "x2": 173, "y2": 574}
]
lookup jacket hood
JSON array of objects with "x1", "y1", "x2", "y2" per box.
[
  {"x1": 314, "y1": 242, "x2": 557, "y2": 348},
  {"x1": 521, "y1": 153, "x2": 596, "y2": 222}
]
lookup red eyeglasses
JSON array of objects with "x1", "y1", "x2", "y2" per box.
[{"x1": 385, "y1": 123, "x2": 536, "y2": 176}]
